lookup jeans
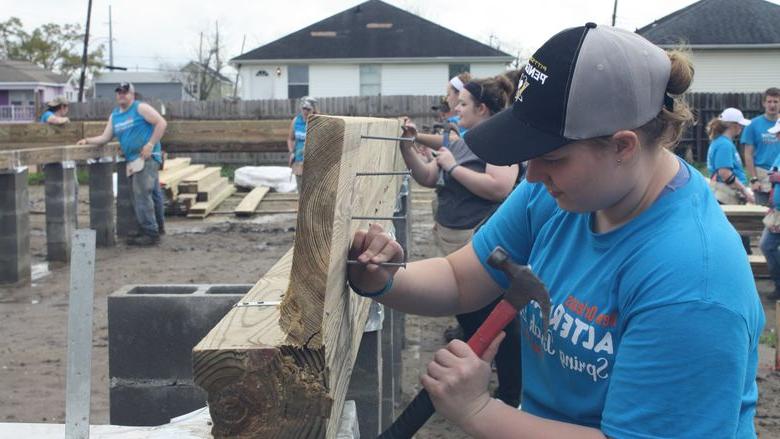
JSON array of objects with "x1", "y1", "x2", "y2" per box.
[
  {"x1": 129, "y1": 159, "x2": 160, "y2": 237},
  {"x1": 152, "y1": 182, "x2": 165, "y2": 230},
  {"x1": 761, "y1": 228, "x2": 780, "y2": 290}
]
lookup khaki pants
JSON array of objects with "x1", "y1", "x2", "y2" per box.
[
  {"x1": 292, "y1": 162, "x2": 303, "y2": 192},
  {"x1": 433, "y1": 222, "x2": 475, "y2": 256},
  {"x1": 756, "y1": 167, "x2": 772, "y2": 193},
  {"x1": 708, "y1": 180, "x2": 742, "y2": 204}
]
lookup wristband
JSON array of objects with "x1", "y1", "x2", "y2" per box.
[
  {"x1": 447, "y1": 164, "x2": 460, "y2": 175},
  {"x1": 348, "y1": 276, "x2": 394, "y2": 298},
  {"x1": 725, "y1": 173, "x2": 736, "y2": 185},
  {"x1": 750, "y1": 177, "x2": 759, "y2": 184}
]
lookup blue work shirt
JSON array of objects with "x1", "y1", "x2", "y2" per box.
[
  {"x1": 292, "y1": 113, "x2": 307, "y2": 163},
  {"x1": 707, "y1": 134, "x2": 748, "y2": 184},
  {"x1": 39, "y1": 110, "x2": 54, "y2": 123},
  {"x1": 741, "y1": 115, "x2": 780, "y2": 169},
  {"x1": 111, "y1": 101, "x2": 161, "y2": 163},
  {"x1": 472, "y1": 160, "x2": 764, "y2": 438}
]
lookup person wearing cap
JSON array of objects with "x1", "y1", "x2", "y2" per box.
[
  {"x1": 347, "y1": 24, "x2": 763, "y2": 438},
  {"x1": 287, "y1": 96, "x2": 317, "y2": 190},
  {"x1": 741, "y1": 87, "x2": 780, "y2": 205},
  {"x1": 706, "y1": 108, "x2": 754, "y2": 204},
  {"x1": 39, "y1": 96, "x2": 70, "y2": 125},
  {"x1": 77, "y1": 82, "x2": 167, "y2": 246}
]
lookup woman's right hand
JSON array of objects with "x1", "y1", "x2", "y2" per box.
[
  {"x1": 348, "y1": 223, "x2": 405, "y2": 294},
  {"x1": 401, "y1": 117, "x2": 418, "y2": 139}
]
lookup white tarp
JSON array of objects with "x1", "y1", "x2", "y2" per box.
[{"x1": 233, "y1": 166, "x2": 297, "y2": 193}]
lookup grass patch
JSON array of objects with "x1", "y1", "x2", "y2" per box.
[
  {"x1": 28, "y1": 171, "x2": 45, "y2": 185},
  {"x1": 220, "y1": 164, "x2": 238, "y2": 181},
  {"x1": 760, "y1": 330, "x2": 777, "y2": 349}
]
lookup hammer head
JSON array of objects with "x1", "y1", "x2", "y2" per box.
[{"x1": 487, "y1": 246, "x2": 552, "y2": 333}]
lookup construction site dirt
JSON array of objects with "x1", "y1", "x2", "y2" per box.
[{"x1": 1, "y1": 184, "x2": 779, "y2": 438}]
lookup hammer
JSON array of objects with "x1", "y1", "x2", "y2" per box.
[{"x1": 378, "y1": 246, "x2": 551, "y2": 438}]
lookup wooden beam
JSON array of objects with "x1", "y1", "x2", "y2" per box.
[
  {"x1": 193, "y1": 115, "x2": 404, "y2": 438},
  {"x1": 0, "y1": 122, "x2": 84, "y2": 145},
  {"x1": 0, "y1": 143, "x2": 118, "y2": 169},
  {"x1": 233, "y1": 186, "x2": 270, "y2": 216},
  {"x1": 159, "y1": 164, "x2": 205, "y2": 199},
  {"x1": 197, "y1": 177, "x2": 230, "y2": 202},
  {"x1": 749, "y1": 254, "x2": 769, "y2": 278},
  {"x1": 178, "y1": 167, "x2": 222, "y2": 194},
  {"x1": 187, "y1": 183, "x2": 235, "y2": 218},
  {"x1": 162, "y1": 157, "x2": 191, "y2": 172}
]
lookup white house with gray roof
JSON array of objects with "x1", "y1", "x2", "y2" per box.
[
  {"x1": 637, "y1": 0, "x2": 780, "y2": 93},
  {"x1": 232, "y1": 0, "x2": 514, "y2": 100}
]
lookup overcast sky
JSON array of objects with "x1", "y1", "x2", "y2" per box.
[{"x1": 8, "y1": 0, "x2": 775, "y2": 75}]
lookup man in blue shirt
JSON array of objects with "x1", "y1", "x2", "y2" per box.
[
  {"x1": 77, "y1": 82, "x2": 168, "y2": 245},
  {"x1": 741, "y1": 87, "x2": 780, "y2": 205}
]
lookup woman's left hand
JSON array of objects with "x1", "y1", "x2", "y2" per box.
[
  {"x1": 434, "y1": 147, "x2": 456, "y2": 171},
  {"x1": 421, "y1": 333, "x2": 504, "y2": 425}
]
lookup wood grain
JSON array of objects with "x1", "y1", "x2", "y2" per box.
[{"x1": 234, "y1": 186, "x2": 270, "y2": 216}]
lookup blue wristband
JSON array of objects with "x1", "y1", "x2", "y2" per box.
[{"x1": 348, "y1": 276, "x2": 394, "y2": 298}]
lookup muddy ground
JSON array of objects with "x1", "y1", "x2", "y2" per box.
[{"x1": 0, "y1": 184, "x2": 779, "y2": 438}]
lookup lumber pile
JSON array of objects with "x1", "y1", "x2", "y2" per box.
[
  {"x1": 722, "y1": 204, "x2": 767, "y2": 234},
  {"x1": 193, "y1": 115, "x2": 405, "y2": 438},
  {"x1": 158, "y1": 158, "x2": 235, "y2": 217}
]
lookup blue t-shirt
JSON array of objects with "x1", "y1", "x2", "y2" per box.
[
  {"x1": 769, "y1": 154, "x2": 780, "y2": 208},
  {"x1": 740, "y1": 115, "x2": 780, "y2": 169},
  {"x1": 707, "y1": 134, "x2": 748, "y2": 184},
  {"x1": 447, "y1": 115, "x2": 468, "y2": 137},
  {"x1": 111, "y1": 101, "x2": 161, "y2": 163},
  {"x1": 39, "y1": 110, "x2": 54, "y2": 123},
  {"x1": 293, "y1": 113, "x2": 307, "y2": 163},
  {"x1": 471, "y1": 160, "x2": 764, "y2": 438}
]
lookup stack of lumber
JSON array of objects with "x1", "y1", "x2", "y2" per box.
[{"x1": 158, "y1": 157, "x2": 234, "y2": 217}]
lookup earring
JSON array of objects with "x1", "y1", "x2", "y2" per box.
[{"x1": 616, "y1": 159, "x2": 622, "y2": 166}]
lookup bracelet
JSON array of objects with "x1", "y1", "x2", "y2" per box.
[
  {"x1": 725, "y1": 173, "x2": 736, "y2": 185},
  {"x1": 750, "y1": 177, "x2": 759, "y2": 184},
  {"x1": 347, "y1": 276, "x2": 394, "y2": 298},
  {"x1": 447, "y1": 164, "x2": 460, "y2": 175}
]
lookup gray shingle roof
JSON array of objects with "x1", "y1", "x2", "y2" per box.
[
  {"x1": 637, "y1": 0, "x2": 780, "y2": 46},
  {"x1": 0, "y1": 60, "x2": 69, "y2": 84},
  {"x1": 233, "y1": 0, "x2": 512, "y2": 62}
]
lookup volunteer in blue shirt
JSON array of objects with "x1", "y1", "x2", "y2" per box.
[
  {"x1": 741, "y1": 87, "x2": 780, "y2": 205},
  {"x1": 347, "y1": 24, "x2": 764, "y2": 438},
  {"x1": 403, "y1": 73, "x2": 472, "y2": 153},
  {"x1": 706, "y1": 107, "x2": 754, "y2": 204},
  {"x1": 39, "y1": 96, "x2": 70, "y2": 125},
  {"x1": 77, "y1": 82, "x2": 168, "y2": 246},
  {"x1": 287, "y1": 96, "x2": 317, "y2": 190},
  {"x1": 760, "y1": 120, "x2": 780, "y2": 301}
]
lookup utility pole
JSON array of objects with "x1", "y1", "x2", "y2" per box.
[
  {"x1": 234, "y1": 35, "x2": 246, "y2": 99},
  {"x1": 199, "y1": 31, "x2": 204, "y2": 100},
  {"x1": 612, "y1": 0, "x2": 619, "y2": 26},
  {"x1": 108, "y1": 5, "x2": 114, "y2": 66},
  {"x1": 78, "y1": 0, "x2": 93, "y2": 102}
]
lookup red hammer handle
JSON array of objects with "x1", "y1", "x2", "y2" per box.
[{"x1": 466, "y1": 298, "x2": 518, "y2": 357}]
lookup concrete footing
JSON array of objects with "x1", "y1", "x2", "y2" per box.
[
  {"x1": 88, "y1": 160, "x2": 116, "y2": 246},
  {"x1": 43, "y1": 163, "x2": 78, "y2": 262},
  {"x1": 0, "y1": 167, "x2": 30, "y2": 285},
  {"x1": 107, "y1": 284, "x2": 252, "y2": 426},
  {"x1": 115, "y1": 160, "x2": 138, "y2": 238}
]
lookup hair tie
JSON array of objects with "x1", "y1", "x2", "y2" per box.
[
  {"x1": 450, "y1": 76, "x2": 465, "y2": 92},
  {"x1": 663, "y1": 94, "x2": 675, "y2": 111}
]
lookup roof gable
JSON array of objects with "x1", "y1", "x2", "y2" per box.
[
  {"x1": 637, "y1": 0, "x2": 780, "y2": 46},
  {"x1": 0, "y1": 60, "x2": 69, "y2": 84},
  {"x1": 234, "y1": 0, "x2": 512, "y2": 61}
]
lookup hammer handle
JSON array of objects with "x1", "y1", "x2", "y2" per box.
[{"x1": 378, "y1": 298, "x2": 518, "y2": 439}]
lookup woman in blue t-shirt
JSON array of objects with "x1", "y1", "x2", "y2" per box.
[
  {"x1": 286, "y1": 96, "x2": 317, "y2": 190},
  {"x1": 705, "y1": 107, "x2": 753, "y2": 204},
  {"x1": 347, "y1": 24, "x2": 764, "y2": 438}
]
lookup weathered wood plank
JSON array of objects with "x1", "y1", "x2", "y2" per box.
[
  {"x1": 159, "y1": 164, "x2": 205, "y2": 199},
  {"x1": 196, "y1": 177, "x2": 230, "y2": 202},
  {"x1": 179, "y1": 167, "x2": 222, "y2": 194},
  {"x1": 0, "y1": 123, "x2": 84, "y2": 145},
  {"x1": 192, "y1": 115, "x2": 404, "y2": 438},
  {"x1": 162, "y1": 157, "x2": 191, "y2": 172},
  {"x1": 749, "y1": 254, "x2": 769, "y2": 278},
  {"x1": 234, "y1": 186, "x2": 270, "y2": 216},
  {"x1": 187, "y1": 183, "x2": 235, "y2": 218},
  {"x1": 0, "y1": 143, "x2": 118, "y2": 169}
]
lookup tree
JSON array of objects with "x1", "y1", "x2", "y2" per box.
[
  {"x1": 181, "y1": 22, "x2": 228, "y2": 101},
  {"x1": 0, "y1": 17, "x2": 104, "y2": 79}
]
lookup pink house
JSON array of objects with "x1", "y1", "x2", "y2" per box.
[{"x1": 0, "y1": 60, "x2": 75, "y2": 122}]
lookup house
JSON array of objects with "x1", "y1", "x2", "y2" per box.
[
  {"x1": 232, "y1": 0, "x2": 514, "y2": 100},
  {"x1": 93, "y1": 71, "x2": 189, "y2": 101},
  {"x1": 637, "y1": 0, "x2": 780, "y2": 93},
  {"x1": 0, "y1": 60, "x2": 74, "y2": 122},
  {"x1": 180, "y1": 62, "x2": 234, "y2": 101}
]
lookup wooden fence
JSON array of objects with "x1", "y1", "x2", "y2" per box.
[{"x1": 68, "y1": 93, "x2": 767, "y2": 162}]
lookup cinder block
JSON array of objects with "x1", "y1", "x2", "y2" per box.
[
  {"x1": 89, "y1": 160, "x2": 116, "y2": 246},
  {"x1": 44, "y1": 163, "x2": 78, "y2": 262},
  {"x1": 108, "y1": 284, "x2": 251, "y2": 426},
  {"x1": 0, "y1": 168, "x2": 30, "y2": 285},
  {"x1": 109, "y1": 382, "x2": 207, "y2": 426}
]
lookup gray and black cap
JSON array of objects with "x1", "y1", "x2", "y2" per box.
[{"x1": 465, "y1": 23, "x2": 672, "y2": 165}]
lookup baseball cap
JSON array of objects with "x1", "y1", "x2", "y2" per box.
[
  {"x1": 46, "y1": 96, "x2": 69, "y2": 107},
  {"x1": 719, "y1": 108, "x2": 751, "y2": 126},
  {"x1": 115, "y1": 82, "x2": 135, "y2": 93},
  {"x1": 465, "y1": 23, "x2": 672, "y2": 165},
  {"x1": 300, "y1": 96, "x2": 317, "y2": 110},
  {"x1": 769, "y1": 120, "x2": 780, "y2": 135}
]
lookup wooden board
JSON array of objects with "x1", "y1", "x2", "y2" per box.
[
  {"x1": 234, "y1": 186, "x2": 270, "y2": 216},
  {"x1": 749, "y1": 254, "x2": 769, "y2": 278},
  {"x1": 187, "y1": 183, "x2": 235, "y2": 218},
  {"x1": 178, "y1": 167, "x2": 222, "y2": 194},
  {"x1": 721, "y1": 204, "x2": 768, "y2": 217},
  {"x1": 193, "y1": 115, "x2": 404, "y2": 438},
  {"x1": 159, "y1": 164, "x2": 205, "y2": 199},
  {"x1": 177, "y1": 193, "x2": 197, "y2": 210},
  {"x1": 0, "y1": 123, "x2": 84, "y2": 145},
  {"x1": 196, "y1": 177, "x2": 230, "y2": 202},
  {"x1": 0, "y1": 142, "x2": 118, "y2": 169},
  {"x1": 162, "y1": 157, "x2": 191, "y2": 172}
]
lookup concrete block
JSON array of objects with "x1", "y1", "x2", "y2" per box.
[
  {"x1": 109, "y1": 382, "x2": 207, "y2": 427},
  {"x1": 44, "y1": 163, "x2": 78, "y2": 262},
  {"x1": 89, "y1": 160, "x2": 116, "y2": 246},
  {"x1": 0, "y1": 168, "x2": 30, "y2": 285},
  {"x1": 115, "y1": 160, "x2": 138, "y2": 237}
]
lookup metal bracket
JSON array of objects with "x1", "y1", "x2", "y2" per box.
[{"x1": 234, "y1": 300, "x2": 282, "y2": 308}]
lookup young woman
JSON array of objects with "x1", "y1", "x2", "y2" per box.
[
  {"x1": 348, "y1": 24, "x2": 763, "y2": 438},
  {"x1": 287, "y1": 96, "x2": 317, "y2": 190},
  {"x1": 760, "y1": 120, "x2": 780, "y2": 300},
  {"x1": 706, "y1": 108, "x2": 754, "y2": 204},
  {"x1": 39, "y1": 96, "x2": 70, "y2": 125}
]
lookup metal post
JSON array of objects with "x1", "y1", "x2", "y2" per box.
[{"x1": 65, "y1": 229, "x2": 96, "y2": 439}]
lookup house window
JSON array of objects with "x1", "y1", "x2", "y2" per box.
[
  {"x1": 449, "y1": 63, "x2": 470, "y2": 79},
  {"x1": 288, "y1": 65, "x2": 309, "y2": 99},
  {"x1": 360, "y1": 64, "x2": 381, "y2": 96}
]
